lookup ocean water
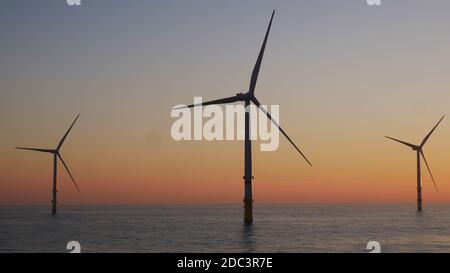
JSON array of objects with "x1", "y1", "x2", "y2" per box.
[{"x1": 1, "y1": 204, "x2": 450, "y2": 253}]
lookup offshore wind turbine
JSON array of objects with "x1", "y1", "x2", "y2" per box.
[
  {"x1": 179, "y1": 10, "x2": 311, "y2": 224},
  {"x1": 16, "y1": 114, "x2": 80, "y2": 215},
  {"x1": 385, "y1": 115, "x2": 444, "y2": 212}
]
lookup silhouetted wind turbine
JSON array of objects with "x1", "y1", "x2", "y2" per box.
[
  {"x1": 16, "y1": 114, "x2": 80, "y2": 215},
  {"x1": 385, "y1": 115, "x2": 444, "y2": 212},
  {"x1": 179, "y1": 10, "x2": 311, "y2": 224}
]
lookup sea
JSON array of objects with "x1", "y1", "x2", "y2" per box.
[{"x1": 1, "y1": 204, "x2": 450, "y2": 253}]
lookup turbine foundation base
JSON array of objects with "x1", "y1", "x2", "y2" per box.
[{"x1": 244, "y1": 200, "x2": 253, "y2": 225}]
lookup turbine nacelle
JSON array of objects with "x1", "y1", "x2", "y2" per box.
[{"x1": 235, "y1": 92, "x2": 254, "y2": 101}]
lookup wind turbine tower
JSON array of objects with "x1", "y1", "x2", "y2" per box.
[
  {"x1": 16, "y1": 114, "x2": 80, "y2": 215},
  {"x1": 179, "y1": 11, "x2": 311, "y2": 224},
  {"x1": 386, "y1": 115, "x2": 444, "y2": 212}
]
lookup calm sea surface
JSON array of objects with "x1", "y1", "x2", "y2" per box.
[{"x1": 1, "y1": 204, "x2": 450, "y2": 253}]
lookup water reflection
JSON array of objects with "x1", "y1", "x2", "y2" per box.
[{"x1": 240, "y1": 224, "x2": 256, "y2": 252}]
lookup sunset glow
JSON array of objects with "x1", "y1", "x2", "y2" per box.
[{"x1": 2, "y1": 0, "x2": 450, "y2": 206}]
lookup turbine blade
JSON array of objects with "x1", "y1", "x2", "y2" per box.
[
  {"x1": 420, "y1": 150, "x2": 438, "y2": 192},
  {"x1": 421, "y1": 115, "x2": 445, "y2": 147},
  {"x1": 249, "y1": 10, "x2": 275, "y2": 94},
  {"x1": 177, "y1": 95, "x2": 243, "y2": 109},
  {"x1": 252, "y1": 97, "x2": 312, "y2": 166},
  {"x1": 57, "y1": 114, "x2": 80, "y2": 151},
  {"x1": 385, "y1": 136, "x2": 417, "y2": 149},
  {"x1": 15, "y1": 147, "x2": 55, "y2": 153},
  {"x1": 57, "y1": 153, "x2": 80, "y2": 192}
]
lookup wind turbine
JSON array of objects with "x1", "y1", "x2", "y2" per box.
[
  {"x1": 179, "y1": 10, "x2": 311, "y2": 224},
  {"x1": 16, "y1": 114, "x2": 80, "y2": 215},
  {"x1": 385, "y1": 115, "x2": 444, "y2": 212}
]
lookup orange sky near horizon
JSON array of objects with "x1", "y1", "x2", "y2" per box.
[{"x1": 2, "y1": 111, "x2": 450, "y2": 205}]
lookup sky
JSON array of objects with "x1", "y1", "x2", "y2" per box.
[{"x1": 2, "y1": 0, "x2": 450, "y2": 205}]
